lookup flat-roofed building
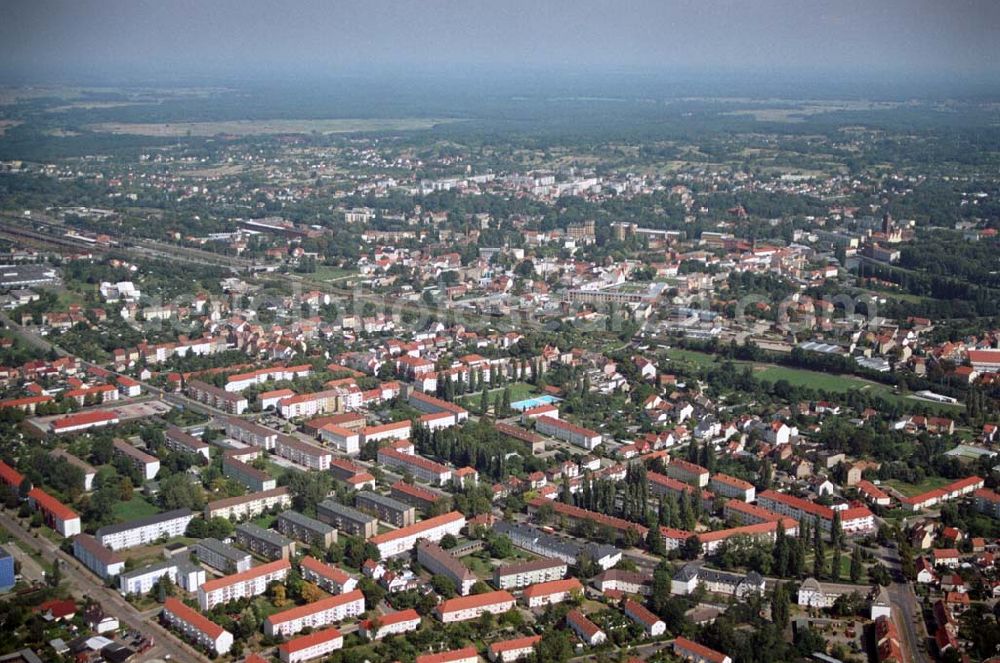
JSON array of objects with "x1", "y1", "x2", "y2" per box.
[
  {"x1": 277, "y1": 510, "x2": 338, "y2": 549},
  {"x1": 369, "y1": 511, "x2": 466, "y2": 558},
  {"x1": 96, "y1": 509, "x2": 194, "y2": 551},
  {"x1": 493, "y1": 557, "x2": 567, "y2": 590},
  {"x1": 119, "y1": 558, "x2": 205, "y2": 595},
  {"x1": 417, "y1": 541, "x2": 476, "y2": 595},
  {"x1": 316, "y1": 500, "x2": 378, "y2": 538},
  {"x1": 198, "y1": 559, "x2": 291, "y2": 610},
  {"x1": 235, "y1": 523, "x2": 295, "y2": 560},
  {"x1": 356, "y1": 490, "x2": 416, "y2": 527},
  {"x1": 300, "y1": 555, "x2": 357, "y2": 595},
  {"x1": 204, "y1": 486, "x2": 291, "y2": 521},
  {"x1": 73, "y1": 533, "x2": 125, "y2": 580},
  {"x1": 162, "y1": 597, "x2": 233, "y2": 656},
  {"x1": 264, "y1": 590, "x2": 365, "y2": 637},
  {"x1": 193, "y1": 538, "x2": 252, "y2": 574},
  {"x1": 434, "y1": 590, "x2": 515, "y2": 623}
]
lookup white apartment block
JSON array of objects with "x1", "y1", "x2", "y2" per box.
[
  {"x1": 377, "y1": 447, "x2": 451, "y2": 484},
  {"x1": 112, "y1": 439, "x2": 160, "y2": 481},
  {"x1": 368, "y1": 511, "x2": 466, "y2": 558},
  {"x1": 275, "y1": 434, "x2": 332, "y2": 470},
  {"x1": 95, "y1": 509, "x2": 194, "y2": 551},
  {"x1": 162, "y1": 598, "x2": 233, "y2": 657},
  {"x1": 319, "y1": 424, "x2": 360, "y2": 454},
  {"x1": 264, "y1": 590, "x2": 365, "y2": 637},
  {"x1": 119, "y1": 559, "x2": 204, "y2": 595},
  {"x1": 279, "y1": 628, "x2": 344, "y2": 663},
  {"x1": 493, "y1": 558, "x2": 568, "y2": 590},
  {"x1": 709, "y1": 472, "x2": 756, "y2": 502},
  {"x1": 224, "y1": 417, "x2": 278, "y2": 450},
  {"x1": 534, "y1": 415, "x2": 602, "y2": 450},
  {"x1": 73, "y1": 534, "x2": 125, "y2": 580},
  {"x1": 204, "y1": 486, "x2": 292, "y2": 521},
  {"x1": 198, "y1": 559, "x2": 291, "y2": 610},
  {"x1": 434, "y1": 591, "x2": 516, "y2": 623},
  {"x1": 359, "y1": 608, "x2": 421, "y2": 640}
]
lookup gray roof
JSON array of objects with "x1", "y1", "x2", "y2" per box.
[
  {"x1": 95, "y1": 509, "x2": 193, "y2": 538},
  {"x1": 318, "y1": 499, "x2": 376, "y2": 524},
  {"x1": 494, "y1": 521, "x2": 620, "y2": 563},
  {"x1": 119, "y1": 558, "x2": 201, "y2": 581},
  {"x1": 193, "y1": 537, "x2": 250, "y2": 562},
  {"x1": 277, "y1": 510, "x2": 335, "y2": 534},
  {"x1": 236, "y1": 523, "x2": 293, "y2": 548},
  {"x1": 356, "y1": 490, "x2": 412, "y2": 513}
]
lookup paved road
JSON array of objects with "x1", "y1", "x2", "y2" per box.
[
  {"x1": 877, "y1": 544, "x2": 929, "y2": 663},
  {"x1": 0, "y1": 511, "x2": 203, "y2": 663}
]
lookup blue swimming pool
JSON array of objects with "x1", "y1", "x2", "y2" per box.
[{"x1": 510, "y1": 394, "x2": 561, "y2": 411}]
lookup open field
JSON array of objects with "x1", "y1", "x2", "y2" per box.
[
  {"x1": 86, "y1": 118, "x2": 459, "y2": 137},
  {"x1": 666, "y1": 347, "x2": 962, "y2": 413},
  {"x1": 111, "y1": 495, "x2": 160, "y2": 521},
  {"x1": 885, "y1": 476, "x2": 953, "y2": 497}
]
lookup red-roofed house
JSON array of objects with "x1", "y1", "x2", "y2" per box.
[
  {"x1": 488, "y1": 635, "x2": 541, "y2": 662},
  {"x1": 358, "y1": 608, "x2": 421, "y2": 640},
  {"x1": 674, "y1": 636, "x2": 732, "y2": 663},
  {"x1": 278, "y1": 627, "x2": 344, "y2": 663},
  {"x1": 520, "y1": 578, "x2": 583, "y2": 608},
  {"x1": 162, "y1": 597, "x2": 233, "y2": 656}
]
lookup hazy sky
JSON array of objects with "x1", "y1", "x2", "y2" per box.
[{"x1": 2, "y1": 0, "x2": 998, "y2": 83}]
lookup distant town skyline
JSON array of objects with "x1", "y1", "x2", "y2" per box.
[{"x1": 1, "y1": 0, "x2": 998, "y2": 84}]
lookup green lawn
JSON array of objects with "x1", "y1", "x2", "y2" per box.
[
  {"x1": 885, "y1": 476, "x2": 953, "y2": 497},
  {"x1": 803, "y1": 546, "x2": 863, "y2": 584},
  {"x1": 457, "y1": 382, "x2": 539, "y2": 410},
  {"x1": 461, "y1": 554, "x2": 495, "y2": 577},
  {"x1": 252, "y1": 514, "x2": 277, "y2": 529},
  {"x1": 666, "y1": 348, "x2": 726, "y2": 368},
  {"x1": 112, "y1": 495, "x2": 160, "y2": 521},
  {"x1": 310, "y1": 265, "x2": 357, "y2": 282},
  {"x1": 748, "y1": 363, "x2": 960, "y2": 414}
]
